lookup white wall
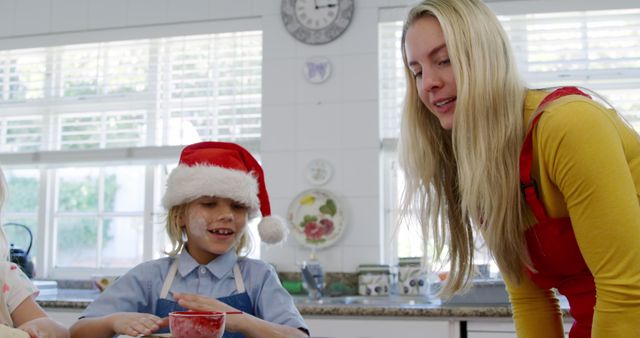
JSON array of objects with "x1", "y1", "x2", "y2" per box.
[{"x1": 0, "y1": 0, "x2": 417, "y2": 273}]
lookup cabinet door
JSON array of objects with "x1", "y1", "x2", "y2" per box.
[{"x1": 304, "y1": 316, "x2": 456, "y2": 338}]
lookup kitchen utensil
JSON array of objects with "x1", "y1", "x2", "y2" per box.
[{"x1": 4, "y1": 223, "x2": 35, "y2": 278}]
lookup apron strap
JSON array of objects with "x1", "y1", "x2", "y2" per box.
[
  {"x1": 519, "y1": 87, "x2": 591, "y2": 221},
  {"x1": 233, "y1": 264, "x2": 245, "y2": 293},
  {"x1": 160, "y1": 257, "x2": 180, "y2": 299}
]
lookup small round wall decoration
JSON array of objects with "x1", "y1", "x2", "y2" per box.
[{"x1": 303, "y1": 57, "x2": 332, "y2": 84}]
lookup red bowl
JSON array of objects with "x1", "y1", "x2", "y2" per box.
[{"x1": 169, "y1": 311, "x2": 226, "y2": 338}]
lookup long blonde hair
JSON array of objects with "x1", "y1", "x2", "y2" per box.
[
  {"x1": 399, "y1": 0, "x2": 531, "y2": 296},
  {"x1": 165, "y1": 202, "x2": 252, "y2": 257}
]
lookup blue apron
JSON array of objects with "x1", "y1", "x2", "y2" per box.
[{"x1": 154, "y1": 257, "x2": 254, "y2": 338}]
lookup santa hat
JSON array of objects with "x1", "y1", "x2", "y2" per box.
[{"x1": 162, "y1": 141, "x2": 287, "y2": 245}]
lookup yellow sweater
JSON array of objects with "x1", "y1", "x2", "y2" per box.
[{"x1": 503, "y1": 90, "x2": 640, "y2": 337}]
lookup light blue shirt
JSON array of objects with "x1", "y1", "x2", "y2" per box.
[{"x1": 82, "y1": 249, "x2": 307, "y2": 331}]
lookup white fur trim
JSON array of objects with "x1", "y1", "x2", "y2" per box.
[
  {"x1": 162, "y1": 164, "x2": 259, "y2": 212},
  {"x1": 258, "y1": 215, "x2": 288, "y2": 245}
]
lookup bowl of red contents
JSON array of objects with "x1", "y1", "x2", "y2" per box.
[{"x1": 169, "y1": 311, "x2": 226, "y2": 338}]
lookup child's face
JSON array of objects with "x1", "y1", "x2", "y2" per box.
[{"x1": 180, "y1": 196, "x2": 249, "y2": 264}]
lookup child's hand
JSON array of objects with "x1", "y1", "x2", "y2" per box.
[
  {"x1": 109, "y1": 312, "x2": 165, "y2": 337},
  {"x1": 172, "y1": 292, "x2": 244, "y2": 332},
  {"x1": 16, "y1": 323, "x2": 43, "y2": 338}
]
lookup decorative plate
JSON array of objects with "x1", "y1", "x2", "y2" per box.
[{"x1": 287, "y1": 189, "x2": 345, "y2": 249}]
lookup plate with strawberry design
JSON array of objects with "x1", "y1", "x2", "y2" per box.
[{"x1": 287, "y1": 189, "x2": 345, "y2": 249}]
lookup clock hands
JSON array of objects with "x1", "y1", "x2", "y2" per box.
[{"x1": 314, "y1": 0, "x2": 337, "y2": 10}]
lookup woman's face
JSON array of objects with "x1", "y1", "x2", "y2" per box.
[
  {"x1": 404, "y1": 16, "x2": 457, "y2": 130},
  {"x1": 180, "y1": 196, "x2": 249, "y2": 264}
]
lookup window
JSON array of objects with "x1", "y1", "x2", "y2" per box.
[
  {"x1": 0, "y1": 29, "x2": 263, "y2": 278},
  {"x1": 380, "y1": 7, "x2": 640, "y2": 261}
]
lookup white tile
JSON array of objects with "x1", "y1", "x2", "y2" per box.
[
  {"x1": 340, "y1": 197, "x2": 380, "y2": 246},
  {"x1": 341, "y1": 100, "x2": 379, "y2": 149},
  {"x1": 14, "y1": 0, "x2": 51, "y2": 36},
  {"x1": 88, "y1": 0, "x2": 127, "y2": 29},
  {"x1": 261, "y1": 244, "x2": 297, "y2": 271},
  {"x1": 261, "y1": 104, "x2": 297, "y2": 151},
  {"x1": 293, "y1": 102, "x2": 344, "y2": 150},
  {"x1": 51, "y1": 0, "x2": 88, "y2": 32},
  {"x1": 253, "y1": 0, "x2": 278, "y2": 16},
  {"x1": 127, "y1": 0, "x2": 168, "y2": 26},
  {"x1": 342, "y1": 7, "x2": 378, "y2": 54},
  {"x1": 342, "y1": 53, "x2": 378, "y2": 101},
  {"x1": 342, "y1": 245, "x2": 382, "y2": 272},
  {"x1": 342, "y1": 148, "x2": 380, "y2": 196},
  {"x1": 166, "y1": 0, "x2": 209, "y2": 22},
  {"x1": 208, "y1": 0, "x2": 255, "y2": 19},
  {"x1": 0, "y1": 0, "x2": 16, "y2": 37},
  {"x1": 262, "y1": 58, "x2": 297, "y2": 106},
  {"x1": 261, "y1": 151, "x2": 297, "y2": 199},
  {"x1": 295, "y1": 55, "x2": 345, "y2": 104},
  {"x1": 262, "y1": 14, "x2": 298, "y2": 59}
]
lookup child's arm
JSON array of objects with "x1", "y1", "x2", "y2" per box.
[
  {"x1": 174, "y1": 292, "x2": 309, "y2": 338},
  {"x1": 11, "y1": 296, "x2": 69, "y2": 338},
  {"x1": 69, "y1": 312, "x2": 166, "y2": 338}
]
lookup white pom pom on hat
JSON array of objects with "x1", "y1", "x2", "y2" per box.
[{"x1": 162, "y1": 141, "x2": 287, "y2": 245}]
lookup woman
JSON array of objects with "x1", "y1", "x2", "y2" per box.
[{"x1": 399, "y1": 1, "x2": 640, "y2": 337}]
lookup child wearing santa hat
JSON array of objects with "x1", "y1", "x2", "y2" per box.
[{"x1": 70, "y1": 142, "x2": 309, "y2": 338}]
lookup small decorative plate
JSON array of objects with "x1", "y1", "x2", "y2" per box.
[{"x1": 287, "y1": 189, "x2": 345, "y2": 249}]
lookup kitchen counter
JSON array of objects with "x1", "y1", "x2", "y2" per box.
[{"x1": 35, "y1": 289, "x2": 570, "y2": 319}]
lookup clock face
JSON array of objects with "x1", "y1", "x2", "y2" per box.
[
  {"x1": 295, "y1": 0, "x2": 339, "y2": 30},
  {"x1": 281, "y1": 0, "x2": 355, "y2": 45}
]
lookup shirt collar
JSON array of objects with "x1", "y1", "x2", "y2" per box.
[{"x1": 177, "y1": 248, "x2": 238, "y2": 279}]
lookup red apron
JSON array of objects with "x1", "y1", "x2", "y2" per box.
[{"x1": 519, "y1": 87, "x2": 596, "y2": 338}]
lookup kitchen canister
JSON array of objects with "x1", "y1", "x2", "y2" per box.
[
  {"x1": 357, "y1": 264, "x2": 391, "y2": 296},
  {"x1": 397, "y1": 257, "x2": 430, "y2": 296}
]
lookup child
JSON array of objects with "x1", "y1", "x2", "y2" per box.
[
  {"x1": 0, "y1": 169, "x2": 70, "y2": 338},
  {"x1": 70, "y1": 142, "x2": 309, "y2": 338}
]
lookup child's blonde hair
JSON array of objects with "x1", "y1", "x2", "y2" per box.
[
  {"x1": 0, "y1": 168, "x2": 9, "y2": 262},
  {"x1": 165, "y1": 202, "x2": 253, "y2": 258}
]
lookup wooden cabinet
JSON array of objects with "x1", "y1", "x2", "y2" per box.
[{"x1": 303, "y1": 315, "x2": 459, "y2": 338}]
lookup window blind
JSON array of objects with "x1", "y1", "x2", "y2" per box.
[
  {"x1": 0, "y1": 31, "x2": 262, "y2": 154},
  {"x1": 379, "y1": 8, "x2": 640, "y2": 138}
]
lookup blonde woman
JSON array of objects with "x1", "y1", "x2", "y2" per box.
[
  {"x1": 70, "y1": 142, "x2": 308, "y2": 338},
  {"x1": 399, "y1": 1, "x2": 640, "y2": 337},
  {"x1": 0, "y1": 170, "x2": 70, "y2": 338}
]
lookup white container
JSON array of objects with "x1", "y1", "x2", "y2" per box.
[
  {"x1": 357, "y1": 264, "x2": 390, "y2": 296},
  {"x1": 397, "y1": 257, "x2": 430, "y2": 296}
]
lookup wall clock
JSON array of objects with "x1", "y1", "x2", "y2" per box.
[{"x1": 281, "y1": 0, "x2": 355, "y2": 45}]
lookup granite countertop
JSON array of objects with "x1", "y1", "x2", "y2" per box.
[{"x1": 35, "y1": 289, "x2": 570, "y2": 318}]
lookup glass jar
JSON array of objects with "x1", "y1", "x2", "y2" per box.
[{"x1": 357, "y1": 264, "x2": 391, "y2": 296}]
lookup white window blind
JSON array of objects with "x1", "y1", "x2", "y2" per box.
[
  {"x1": 0, "y1": 31, "x2": 262, "y2": 153},
  {"x1": 380, "y1": 8, "x2": 640, "y2": 138}
]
